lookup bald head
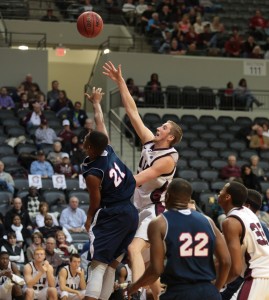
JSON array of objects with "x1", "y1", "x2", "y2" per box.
[{"x1": 165, "y1": 178, "x2": 192, "y2": 210}]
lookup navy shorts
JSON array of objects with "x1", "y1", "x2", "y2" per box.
[
  {"x1": 89, "y1": 202, "x2": 138, "y2": 264},
  {"x1": 160, "y1": 282, "x2": 221, "y2": 300}
]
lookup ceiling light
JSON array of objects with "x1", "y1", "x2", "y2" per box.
[
  {"x1": 103, "y1": 48, "x2": 110, "y2": 54},
  {"x1": 18, "y1": 45, "x2": 28, "y2": 50}
]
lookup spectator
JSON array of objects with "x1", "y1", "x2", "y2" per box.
[
  {"x1": 224, "y1": 35, "x2": 241, "y2": 57},
  {"x1": 27, "y1": 83, "x2": 42, "y2": 103},
  {"x1": 250, "y1": 155, "x2": 266, "y2": 181},
  {"x1": 0, "y1": 87, "x2": 15, "y2": 110},
  {"x1": 70, "y1": 139, "x2": 86, "y2": 173},
  {"x1": 0, "y1": 160, "x2": 15, "y2": 194},
  {"x1": 37, "y1": 214, "x2": 72, "y2": 243},
  {"x1": 178, "y1": 14, "x2": 191, "y2": 34},
  {"x1": 0, "y1": 251, "x2": 24, "y2": 300},
  {"x1": 0, "y1": 213, "x2": 6, "y2": 238},
  {"x1": 262, "y1": 121, "x2": 269, "y2": 137},
  {"x1": 35, "y1": 202, "x2": 59, "y2": 228},
  {"x1": 4, "y1": 197, "x2": 32, "y2": 232},
  {"x1": 193, "y1": 15, "x2": 204, "y2": 34},
  {"x1": 122, "y1": 0, "x2": 136, "y2": 25},
  {"x1": 240, "y1": 164, "x2": 262, "y2": 192},
  {"x1": 261, "y1": 188, "x2": 269, "y2": 213},
  {"x1": 126, "y1": 78, "x2": 143, "y2": 103},
  {"x1": 197, "y1": 23, "x2": 212, "y2": 50},
  {"x1": 78, "y1": 118, "x2": 94, "y2": 143},
  {"x1": 40, "y1": 8, "x2": 59, "y2": 22},
  {"x1": 140, "y1": 2, "x2": 155, "y2": 34},
  {"x1": 135, "y1": 0, "x2": 148, "y2": 24},
  {"x1": 58, "y1": 119, "x2": 76, "y2": 153},
  {"x1": 45, "y1": 237, "x2": 67, "y2": 275},
  {"x1": 30, "y1": 150, "x2": 54, "y2": 178},
  {"x1": 47, "y1": 80, "x2": 60, "y2": 109},
  {"x1": 21, "y1": 74, "x2": 33, "y2": 92},
  {"x1": 234, "y1": 78, "x2": 263, "y2": 110},
  {"x1": 250, "y1": 45, "x2": 263, "y2": 59},
  {"x1": 54, "y1": 153, "x2": 78, "y2": 178},
  {"x1": 168, "y1": 38, "x2": 186, "y2": 55},
  {"x1": 241, "y1": 35, "x2": 257, "y2": 58},
  {"x1": 69, "y1": 101, "x2": 88, "y2": 129},
  {"x1": 146, "y1": 12, "x2": 161, "y2": 37},
  {"x1": 224, "y1": 81, "x2": 234, "y2": 96},
  {"x1": 249, "y1": 9, "x2": 267, "y2": 40},
  {"x1": 79, "y1": 0, "x2": 94, "y2": 13},
  {"x1": 26, "y1": 231, "x2": 45, "y2": 262},
  {"x1": 35, "y1": 119, "x2": 59, "y2": 148},
  {"x1": 55, "y1": 230, "x2": 78, "y2": 257},
  {"x1": 18, "y1": 92, "x2": 30, "y2": 111},
  {"x1": 185, "y1": 25, "x2": 199, "y2": 46},
  {"x1": 36, "y1": 92, "x2": 48, "y2": 111},
  {"x1": 47, "y1": 141, "x2": 68, "y2": 167},
  {"x1": 22, "y1": 186, "x2": 42, "y2": 223},
  {"x1": 220, "y1": 154, "x2": 241, "y2": 180},
  {"x1": 249, "y1": 125, "x2": 269, "y2": 150},
  {"x1": 21, "y1": 100, "x2": 46, "y2": 132},
  {"x1": 10, "y1": 214, "x2": 31, "y2": 247},
  {"x1": 158, "y1": 4, "x2": 173, "y2": 24},
  {"x1": 210, "y1": 15, "x2": 222, "y2": 33},
  {"x1": 59, "y1": 196, "x2": 87, "y2": 233},
  {"x1": 53, "y1": 90, "x2": 74, "y2": 119},
  {"x1": 1, "y1": 232, "x2": 25, "y2": 271}
]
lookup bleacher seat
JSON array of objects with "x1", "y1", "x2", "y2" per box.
[
  {"x1": 198, "y1": 87, "x2": 216, "y2": 109},
  {"x1": 199, "y1": 169, "x2": 219, "y2": 181},
  {"x1": 199, "y1": 132, "x2": 217, "y2": 141},
  {"x1": 199, "y1": 115, "x2": 216, "y2": 125},
  {"x1": 0, "y1": 155, "x2": 18, "y2": 167},
  {"x1": 189, "y1": 158, "x2": 209, "y2": 170},
  {"x1": 161, "y1": 114, "x2": 180, "y2": 124},
  {"x1": 189, "y1": 139, "x2": 208, "y2": 149},
  {"x1": 181, "y1": 86, "x2": 199, "y2": 108},
  {"x1": 176, "y1": 169, "x2": 198, "y2": 180},
  {"x1": 165, "y1": 86, "x2": 181, "y2": 108},
  {"x1": 199, "y1": 149, "x2": 219, "y2": 159},
  {"x1": 0, "y1": 145, "x2": 14, "y2": 156},
  {"x1": 42, "y1": 190, "x2": 66, "y2": 207}
]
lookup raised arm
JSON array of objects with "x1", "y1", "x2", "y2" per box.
[
  {"x1": 85, "y1": 87, "x2": 108, "y2": 139},
  {"x1": 103, "y1": 61, "x2": 154, "y2": 144}
]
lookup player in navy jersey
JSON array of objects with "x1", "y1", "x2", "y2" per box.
[
  {"x1": 82, "y1": 87, "x2": 139, "y2": 300},
  {"x1": 127, "y1": 178, "x2": 231, "y2": 300},
  {"x1": 103, "y1": 61, "x2": 183, "y2": 300},
  {"x1": 218, "y1": 181, "x2": 269, "y2": 299}
]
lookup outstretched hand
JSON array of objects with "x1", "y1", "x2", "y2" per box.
[
  {"x1": 85, "y1": 87, "x2": 104, "y2": 104},
  {"x1": 102, "y1": 61, "x2": 122, "y2": 82}
]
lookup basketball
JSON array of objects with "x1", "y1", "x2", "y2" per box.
[{"x1": 77, "y1": 11, "x2": 103, "y2": 38}]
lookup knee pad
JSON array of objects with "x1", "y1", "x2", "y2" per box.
[{"x1": 85, "y1": 261, "x2": 108, "y2": 299}]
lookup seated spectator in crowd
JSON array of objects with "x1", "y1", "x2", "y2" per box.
[
  {"x1": 36, "y1": 92, "x2": 48, "y2": 111},
  {"x1": 70, "y1": 139, "x2": 86, "y2": 173},
  {"x1": 24, "y1": 247, "x2": 58, "y2": 300},
  {"x1": 261, "y1": 188, "x2": 269, "y2": 213},
  {"x1": 10, "y1": 214, "x2": 31, "y2": 248},
  {"x1": 1, "y1": 232, "x2": 25, "y2": 271},
  {"x1": 0, "y1": 251, "x2": 24, "y2": 300},
  {"x1": 241, "y1": 164, "x2": 262, "y2": 192},
  {"x1": 47, "y1": 80, "x2": 60, "y2": 109},
  {"x1": 139, "y1": 2, "x2": 155, "y2": 34},
  {"x1": 22, "y1": 186, "x2": 42, "y2": 223},
  {"x1": 224, "y1": 81, "x2": 234, "y2": 96},
  {"x1": 21, "y1": 100, "x2": 46, "y2": 132},
  {"x1": 262, "y1": 121, "x2": 269, "y2": 137},
  {"x1": 210, "y1": 15, "x2": 222, "y2": 33},
  {"x1": 40, "y1": 8, "x2": 59, "y2": 22},
  {"x1": 18, "y1": 92, "x2": 30, "y2": 111},
  {"x1": 224, "y1": 35, "x2": 241, "y2": 57},
  {"x1": 27, "y1": 83, "x2": 42, "y2": 103},
  {"x1": 30, "y1": 150, "x2": 54, "y2": 178},
  {"x1": 146, "y1": 12, "x2": 161, "y2": 37},
  {"x1": 0, "y1": 213, "x2": 6, "y2": 238},
  {"x1": 126, "y1": 78, "x2": 143, "y2": 104},
  {"x1": 178, "y1": 14, "x2": 191, "y2": 34},
  {"x1": 37, "y1": 214, "x2": 72, "y2": 243},
  {"x1": 58, "y1": 119, "x2": 76, "y2": 153},
  {"x1": 241, "y1": 35, "x2": 257, "y2": 58},
  {"x1": 234, "y1": 78, "x2": 263, "y2": 110},
  {"x1": 69, "y1": 101, "x2": 88, "y2": 129},
  {"x1": 36, "y1": 202, "x2": 59, "y2": 228},
  {"x1": 220, "y1": 154, "x2": 241, "y2": 180},
  {"x1": 35, "y1": 119, "x2": 58, "y2": 148},
  {"x1": 52, "y1": 90, "x2": 74, "y2": 118},
  {"x1": 59, "y1": 196, "x2": 87, "y2": 233},
  {"x1": 79, "y1": 0, "x2": 94, "y2": 12},
  {"x1": 0, "y1": 87, "x2": 15, "y2": 110},
  {"x1": 26, "y1": 231, "x2": 45, "y2": 262},
  {"x1": 249, "y1": 9, "x2": 267, "y2": 40},
  {"x1": 21, "y1": 73, "x2": 34, "y2": 92},
  {"x1": 47, "y1": 141, "x2": 68, "y2": 166},
  {"x1": 135, "y1": 0, "x2": 148, "y2": 22},
  {"x1": 0, "y1": 160, "x2": 15, "y2": 194},
  {"x1": 58, "y1": 253, "x2": 86, "y2": 300},
  {"x1": 55, "y1": 230, "x2": 78, "y2": 258},
  {"x1": 122, "y1": 0, "x2": 136, "y2": 25},
  {"x1": 197, "y1": 23, "x2": 212, "y2": 49},
  {"x1": 193, "y1": 15, "x2": 204, "y2": 34},
  {"x1": 45, "y1": 237, "x2": 67, "y2": 276},
  {"x1": 5, "y1": 197, "x2": 33, "y2": 232},
  {"x1": 250, "y1": 45, "x2": 263, "y2": 59},
  {"x1": 249, "y1": 125, "x2": 269, "y2": 150},
  {"x1": 54, "y1": 153, "x2": 78, "y2": 178},
  {"x1": 78, "y1": 118, "x2": 94, "y2": 143},
  {"x1": 250, "y1": 155, "x2": 267, "y2": 181}
]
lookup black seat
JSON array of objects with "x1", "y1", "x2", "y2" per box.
[
  {"x1": 144, "y1": 87, "x2": 164, "y2": 108},
  {"x1": 208, "y1": 124, "x2": 226, "y2": 133},
  {"x1": 218, "y1": 89, "x2": 234, "y2": 110},
  {"x1": 42, "y1": 190, "x2": 66, "y2": 207},
  {"x1": 240, "y1": 149, "x2": 258, "y2": 160},
  {"x1": 65, "y1": 178, "x2": 81, "y2": 191},
  {"x1": 229, "y1": 140, "x2": 247, "y2": 151},
  {"x1": 181, "y1": 115, "x2": 198, "y2": 125},
  {"x1": 236, "y1": 159, "x2": 249, "y2": 167},
  {"x1": 260, "y1": 151, "x2": 269, "y2": 161},
  {"x1": 41, "y1": 178, "x2": 54, "y2": 190},
  {"x1": 217, "y1": 116, "x2": 234, "y2": 126},
  {"x1": 0, "y1": 145, "x2": 14, "y2": 156},
  {"x1": 182, "y1": 131, "x2": 199, "y2": 141},
  {"x1": 259, "y1": 160, "x2": 269, "y2": 170},
  {"x1": 199, "y1": 115, "x2": 216, "y2": 125},
  {"x1": 210, "y1": 180, "x2": 226, "y2": 192},
  {"x1": 0, "y1": 155, "x2": 18, "y2": 167},
  {"x1": 199, "y1": 149, "x2": 219, "y2": 159},
  {"x1": 190, "y1": 179, "x2": 210, "y2": 193},
  {"x1": 218, "y1": 132, "x2": 236, "y2": 141},
  {"x1": 198, "y1": 87, "x2": 216, "y2": 109},
  {"x1": 199, "y1": 169, "x2": 219, "y2": 181},
  {"x1": 143, "y1": 113, "x2": 162, "y2": 128},
  {"x1": 189, "y1": 139, "x2": 208, "y2": 149},
  {"x1": 176, "y1": 169, "x2": 198, "y2": 180},
  {"x1": 189, "y1": 158, "x2": 209, "y2": 170},
  {"x1": 190, "y1": 123, "x2": 207, "y2": 132},
  {"x1": 166, "y1": 86, "x2": 181, "y2": 108},
  {"x1": 209, "y1": 140, "x2": 228, "y2": 150},
  {"x1": 228, "y1": 124, "x2": 242, "y2": 133},
  {"x1": 161, "y1": 114, "x2": 180, "y2": 124},
  {"x1": 2, "y1": 118, "x2": 20, "y2": 128},
  {"x1": 260, "y1": 182, "x2": 269, "y2": 193},
  {"x1": 199, "y1": 132, "x2": 217, "y2": 141},
  {"x1": 181, "y1": 86, "x2": 199, "y2": 108},
  {"x1": 179, "y1": 148, "x2": 199, "y2": 159},
  {"x1": 16, "y1": 144, "x2": 37, "y2": 155},
  {"x1": 6, "y1": 126, "x2": 25, "y2": 137},
  {"x1": 254, "y1": 117, "x2": 269, "y2": 124},
  {"x1": 219, "y1": 149, "x2": 238, "y2": 159},
  {"x1": 14, "y1": 178, "x2": 29, "y2": 191},
  {"x1": 235, "y1": 117, "x2": 252, "y2": 127},
  {"x1": 210, "y1": 158, "x2": 227, "y2": 170},
  {"x1": 0, "y1": 191, "x2": 13, "y2": 204},
  {"x1": 176, "y1": 158, "x2": 188, "y2": 170}
]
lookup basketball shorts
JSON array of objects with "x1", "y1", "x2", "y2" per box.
[
  {"x1": 89, "y1": 202, "x2": 139, "y2": 264},
  {"x1": 0, "y1": 284, "x2": 12, "y2": 300},
  {"x1": 60, "y1": 290, "x2": 86, "y2": 299},
  {"x1": 237, "y1": 277, "x2": 269, "y2": 300}
]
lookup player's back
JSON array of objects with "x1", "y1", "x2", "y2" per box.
[
  {"x1": 161, "y1": 209, "x2": 216, "y2": 287},
  {"x1": 227, "y1": 206, "x2": 269, "y2": 278},
  {"x1": 82, "y1": 145, "x2": 135, "y2": 206}
]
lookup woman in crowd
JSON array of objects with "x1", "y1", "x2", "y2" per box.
[
  {"x1": 55, "y1": 230, "x2": 77, "y2": 257},
  {"x1": 26, "y1": 231, "x2": 45, "y2": 262},
  {"x1": 35, "y1": 201, "x2": 59, "y2": 228}
]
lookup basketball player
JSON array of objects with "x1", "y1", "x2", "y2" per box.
[
  {"x1": 82, "y1": 87, "x2": 139, "y2": 300},
  {"x1": 58, "y1": 253, "x2": 86, "y2": 300},
  {"x1": 218, "y1": 181, "x2": 269, "y2": 299},
  {"x1": 127, "y1": 178, "x2": 231, "y2": 300},
  {"x1": 103, "y1": 61, "x2": 182, "y2": 299},
  {"x1": 24, "y1": 247, "x2": 57, "y2": 300},
  {"x1": 0, "y1": 251, "x2": 24, "y2": 300}
]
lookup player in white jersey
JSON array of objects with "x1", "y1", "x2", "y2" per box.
[
  {"x1": 24, "y1": 247, "x2": 57, "y2": 300},
  {"x1": 0, "y1": 251, "x2": 24, "y2": 300},
  {"x1": 58, "y1": 253, "x2": 86, "y2": 300},
  {"x1": 103, "y1": 61, "x2": 183, "y2": 300},
  {"x1": 218, "y1": 181, "x2": 269, "y2": 300}
]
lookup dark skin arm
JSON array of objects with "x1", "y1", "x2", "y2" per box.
[
  {"x1": 222, "y1": 217, "x2": 243, "y2": 283},
  {"x1": 84, "y1": 174, "x2": 102, "y2": 232},
  {"x1": 11, "y1": 261, "x2": 21, "y2": 276}
]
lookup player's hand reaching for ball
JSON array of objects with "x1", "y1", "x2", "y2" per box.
[
  {"x1": 85, "y1": 87, "x2": 104, "y2": 104},
  {"x1": 102, "y1": 61, "x2": 123, "y2": 83}
]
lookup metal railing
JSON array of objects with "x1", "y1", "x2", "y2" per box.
[{"x1": 0, "y1": 31, "x2": 47, "y2": 48}]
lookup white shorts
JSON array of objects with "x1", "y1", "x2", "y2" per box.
[
  {"x1": 60, "y1": 290, "x2": 86, "y2": 299},
  {"x1": 0, "y1": 285, "x2": 12, "y2": 300},
  {"x1": 237, "y1": 278, "x2": 269, "y2": 300},
  {"x1": 135, "y1": 206, "x2": 157, "y2": 241},
  {"x1": 33, "y1": 287, "x2": 48, "y2": 300}
]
